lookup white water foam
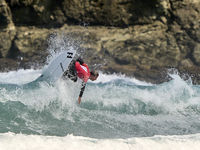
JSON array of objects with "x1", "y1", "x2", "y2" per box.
[
  {"x1": 0, "y1": 69, "x2": 151, "y2": 86},
  {"x1": 0, "y1": 132, "x2": 200, "y2": 150},
  {"x1": 0, "y1": 69, "x2": 42, "y2": 85},
  {"x1": 89, "y1": 72, "x2": 152, "y2": 86}
]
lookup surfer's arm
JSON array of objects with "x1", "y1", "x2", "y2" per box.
[
  {"x1": 78, "y1": 81, "x2": 86, "y2": 104},
  {"x1": 76, "y1": 57, "x2": 84, "y2": 65}
]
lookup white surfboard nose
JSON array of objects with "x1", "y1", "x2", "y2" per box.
[{"x1": 41, "y1": 50, "x2": 76, "y2": 81}]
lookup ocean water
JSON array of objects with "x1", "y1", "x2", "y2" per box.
[
  {"x1": 0, "y1": 33, "x2": 200, "y2": 149},
  {"x1": 0, "y1": 68, "x2": 200, "y2": 150}
]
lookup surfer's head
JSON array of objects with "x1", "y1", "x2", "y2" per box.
[{"x1": 90, "y1": 70, "x2": 99, "y2": 81}]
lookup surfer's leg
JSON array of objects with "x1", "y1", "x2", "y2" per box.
[
  {"x1": 64, "y1": 60, "x2": 77, "y2": 82},
  {"x1": 73, "y1": 65, "x2": 78, "y2": 81},
  {"x1": 70, "y1": 62, "x2": 77, "y2": 82}
]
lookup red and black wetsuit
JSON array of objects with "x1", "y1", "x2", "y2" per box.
[
  {"x1": 75, "y1": 60, "x2": 90, "y2": 97},
  {"x1": 66, "y1": 57, "x2": 90, "y2": 98}
]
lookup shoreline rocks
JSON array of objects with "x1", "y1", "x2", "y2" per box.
[{"x1": 0, "y1": 0, "x2": 200, "y2": 84}]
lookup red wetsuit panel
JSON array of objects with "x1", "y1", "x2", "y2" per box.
[{"x1": 75, "y1": 62, "x2": 90, "y2": 82}]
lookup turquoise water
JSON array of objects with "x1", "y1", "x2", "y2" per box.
[
  {"x1": 0, "y1": 69, "x2": 200, "y2": 149},
  {"x1": 0, "y1": 40, "x2": 200, "y2": 149},
  {"x1": 0, "y1": 69, "x2": 200, "y2": 141},
  {"x1": 0, "y1": 34, "x2": 200, "y2": 149}
]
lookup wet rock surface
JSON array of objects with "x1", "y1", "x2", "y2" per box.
[{"x1": 0, "y1": 0, "x2": 200, "y2": 84}]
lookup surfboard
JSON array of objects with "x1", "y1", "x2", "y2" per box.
[{"x1": 41, "y1": 50, "x2": 76, "y2": 81}]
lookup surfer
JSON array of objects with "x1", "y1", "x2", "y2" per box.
[{"x1": 64, "y1": 57, "x2": 99, "y2": 104}]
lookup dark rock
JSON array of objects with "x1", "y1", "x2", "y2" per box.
[{"x1": 0, "y1": 0, "x2": 200, "y2": 84}]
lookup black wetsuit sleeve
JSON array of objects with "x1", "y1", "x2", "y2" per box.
[
  {"x1": 79, "y1": 81, "x2": 86, "y2": 97},
  {"x1": 76, "y1": 57, "x2": 84, "y2": 65}
]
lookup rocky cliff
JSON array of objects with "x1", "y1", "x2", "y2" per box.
[{"x1": 1, "y1": 0, "x2": 200, "y2": 84}]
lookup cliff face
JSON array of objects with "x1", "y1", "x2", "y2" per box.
[{"x1": 1, "y1": 0, "x2": 200, "y2": 83}]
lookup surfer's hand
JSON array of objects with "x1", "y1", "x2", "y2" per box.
[{"x1": 78, "y1": 97, "x2": 81, "y2": 104}]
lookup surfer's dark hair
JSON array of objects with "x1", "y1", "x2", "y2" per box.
[{"x1": 90, "y1": 70, "x2": 99, "y2": 76}]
